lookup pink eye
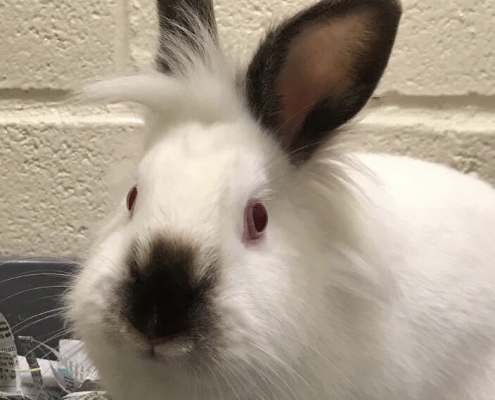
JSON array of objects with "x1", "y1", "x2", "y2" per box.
[
  {"x1": 244, "y1": 202, "x2": 268, "y2": 241},
  {"x1": 127, "y1": 186, "x2": 138, "y2": 213}
]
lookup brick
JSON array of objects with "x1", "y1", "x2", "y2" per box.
[
  {"x1": 379, "y1": 0, "x2": 495, "y2": 96},
  {"x1": 0, "y1": 108, "x2": 142, "y2": 256},
  {"x1": 129, "y1": 0, "x2": 157, "y2": 68},
  {"x1": 0, "y1": 0, "x2": 118, "y2": 90},
  {"x1": 349, "y1": 106, "x2": 495, "y2": 185}
]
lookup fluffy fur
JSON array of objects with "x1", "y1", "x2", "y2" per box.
[{"x1": 66, "y1": 1, "x2": 495, "y2": 400}]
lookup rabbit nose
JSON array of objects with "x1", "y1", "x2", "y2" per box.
[
  {"x1": 127, "y1": 274, "x2": 196, "y2": 341},
  {"x1": 124, "y1": 237, "x2": 215, "y2": 343}
]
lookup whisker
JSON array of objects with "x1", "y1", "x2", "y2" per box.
[
  {"x1": 200, "y1": 362, "x2": 216, "y2": 400},
  {"x1": 241, "y1": 339, "x2": 302, "y2": 400},
  {"x1": 254, "y1": 340, "x2": 319, "y2": 400},
  {"x1": 223, "y1": 359, "x2": 252, "y2": 399},
  {"x1": 225, "y1": 358, "x2": 270, "y2": 400},
  {"x1": 210, "y1": 357, "x2": 243, "y2": 400},
  {"x1": 235, "y1": 356, "x2": 278, "y2": 400},
  {"x1": 22, "y1": 328, "x2": 70, "y2": 359},
  {"x1": 203, "y1": 361, "x2": 224, "y2": 400},
  {"x1": 12, "y1": 307, "x2": 67, "y2": 333},
  {"x1": 289, "y1": 138, "x2": 328, "y2": 157},
  {"x1": 27, "y1": 293, "x2": 67, "y2": 305},
  {"x1": 89, "y1": 253, "x2": 124, "y2": 281},
  {"x1": 215, "y1": 292, "x2": 252, "y2": 305},
  {"x1": 0, "y1": 285, "x2": 71, "y2": 305},
  {"x1": 60, "y1": 343, "x2": 93, "y2": 366},
  {"x1": 0, "y1": 257, "x2": 80, "y2": 269},
  {"x1": 275, "y1": 331, "x2": 336, "y2": 372},
  {"x1": 0, "y1": 272, "x2": 76, "y2": 287},
  {"x1": 218, "y1": 353, "x2": 288, "y2": 400}
]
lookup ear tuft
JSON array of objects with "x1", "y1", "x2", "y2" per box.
[
  {"x1": 245, "y1": 0, "x2": 402, "y2": 164},
  {"x1": 156, "y1": 0, "x2": 218, "y2": 74}
]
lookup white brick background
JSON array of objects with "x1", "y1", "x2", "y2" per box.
[{"x1": 0, "y1": 0, "x2": 494, "y2": 256}]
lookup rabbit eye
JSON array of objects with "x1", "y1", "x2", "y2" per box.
[
  {"x1": 127, "y1": 186, "x2": 138, "y2": 213},
  {"x1": 244, "y1": 202, "x2": 268, "y2": 241}
]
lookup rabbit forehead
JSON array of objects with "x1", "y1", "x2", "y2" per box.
[{"x1": 132, "y1": 121, "x2": 271, "y2": 239}]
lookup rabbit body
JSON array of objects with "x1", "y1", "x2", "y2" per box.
[
  {"x1": 350, "y1": 154, "x2": 495, "y2": 400},
  {"x1": 66, "y1": 0, "x2": 495, "y2": 399}
]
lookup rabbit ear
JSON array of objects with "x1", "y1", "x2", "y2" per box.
[
  {"x1": 245, "y1": 0, "x2": 402, "y2": 164},
  {"x1": 156, "y1": 0, "x2": 218, "y2": 74}
]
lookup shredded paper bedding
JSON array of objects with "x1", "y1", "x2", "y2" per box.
[{"x1": 0, "y1": 313, "x2": 106, "y2": 400}]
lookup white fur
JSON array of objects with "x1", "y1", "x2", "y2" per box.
[{"x1": 66, "y1": 16, "x2": 495, "y2": 400}]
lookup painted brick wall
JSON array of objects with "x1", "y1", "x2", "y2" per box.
[{"x1": 1, "y1": 0, "x2": 494, "y2": 256}]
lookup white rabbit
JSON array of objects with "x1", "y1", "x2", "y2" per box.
[{"x1": 66, "y1": 0, "x2": 495, "y2": 399}]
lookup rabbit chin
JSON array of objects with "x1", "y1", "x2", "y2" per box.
[
  {"x1": 76, "y1": 321, "x2": 307, "y2": 400},
  {"x1": 81, "y1": 337, "x2": 201, "y2": 400}
]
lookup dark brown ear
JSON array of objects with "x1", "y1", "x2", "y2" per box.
[
  {"x1": 245, "y1": 0, "x2": 402, "y2": 164},
  {"x1": 156, "y1": 0, "x2": 218, "y2": 74}
]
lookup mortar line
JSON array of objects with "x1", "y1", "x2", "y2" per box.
[
  {"x1": 370, "y1": 93, "x2": 495, "y2": 111},
  {"x1": 114, "y1": 0, "x2": 131, "y2": 73}
]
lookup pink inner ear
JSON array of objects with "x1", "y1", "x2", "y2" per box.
[
  {"x1": 280, "y1": 87, "x2": 312, "y2": 144},
  {"x1": 277, "y1": 12, "x2": 372, "y2": 141}
]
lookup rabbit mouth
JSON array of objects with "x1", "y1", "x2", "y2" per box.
[
  {"x1": 121, "y1": 321, "x2": 198, "y2": 361},
  {"x1": 138, "y1": 336, "x2": 195, "y2": 362}
]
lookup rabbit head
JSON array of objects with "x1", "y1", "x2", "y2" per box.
[{"x1": 67, "y1": 1, "x2": 402, "y2": 399}]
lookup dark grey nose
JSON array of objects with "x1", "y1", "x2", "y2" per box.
[{"x1": 124, "y1": 238, "x2": 215, "y2": 342}]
